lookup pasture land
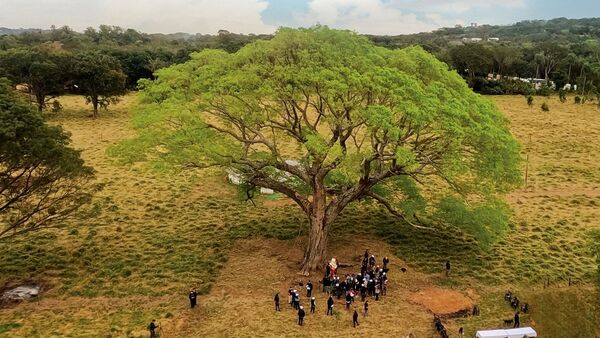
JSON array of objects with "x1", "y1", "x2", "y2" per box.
[{"x1": 0, "y1": 95, "x2": 598, "y2": 337}]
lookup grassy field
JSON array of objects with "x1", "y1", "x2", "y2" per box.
[{"x1": 0, "y1": 94, "x2": 599, "y2": 337}]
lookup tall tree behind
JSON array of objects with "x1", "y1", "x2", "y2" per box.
[
  {"x1": 72, "y1": 51, "x2": 127, "y2": 118},
  {"x1": 0, "y1": 47, "x2": 70, "y2": 112},
  {"x1": 0, "y1": 78, "x2": 95, "y2": 240},
  {"x1": 114, "y1": 28, "x2": 521, "y2": 274}
]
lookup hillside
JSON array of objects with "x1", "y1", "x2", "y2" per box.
[{"x1": 0, "y1": 94, "x2": 598, "y2": 337}]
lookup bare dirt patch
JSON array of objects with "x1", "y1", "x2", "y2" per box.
[{"x1": 408, "y1": 287, "x2": 476, "y2": 318}]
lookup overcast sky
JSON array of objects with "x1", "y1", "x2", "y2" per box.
[{"x1": 1, "y1": 0, "x2": 599, "y2": 35}]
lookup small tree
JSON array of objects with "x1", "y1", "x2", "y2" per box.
[
  {"x1": 0, "y1": 78, "x2": 95, "y2": 240},
  {"x1": 115, "y1": 28, "x2": 521, "y2": 274},
  {"x1": 558, "y1": 89, "x2": 567, "y2": 103},
  {"x1": 73, "y1": 51, "x2": 127, "y2": 118},
  {"x1": 0, "y1": 48, "x2": 70, "y2": 112},
  {"x1": 527, "y1": 95, "x2": 534, "y2": 107}
]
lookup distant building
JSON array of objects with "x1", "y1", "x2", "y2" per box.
[
  {"x1": 462, "y1": 37, "x2": 483, "y2": 42},
  {"x1": 470, "y1": 22, "x2": 478, "y2": 27},
  {"x1": 487, "y1": 37, "x2": 500, "y2": 42}
]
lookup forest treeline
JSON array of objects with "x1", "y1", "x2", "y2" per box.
[{"x1": 1, "y1": 17, "x2": 600, "y2": 113}]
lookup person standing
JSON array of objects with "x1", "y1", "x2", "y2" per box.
[
  {"x1": 363, "y1": 300, "x2": 369, "y2": 317},
  {"x1": 298, "y1": 306, "x2": 306, "y2": 326},
  {"x1": 353, "y1": 310, "x2": 360, "y2": 327},
  {"x1": 445, "y1": 260, "x2": 451, "y2": 277},
  {"x1": 306, "y1": 280, "x2": 313, "y2": 298},
  {"x1": 274, "y1": 293, "x2": 280, "y2": 311},
  {"x1": 514, "y1": 312, "x2": 520, "y2": 328},
  {"x1": 288, "y1": 288, "x2": 293, "y2": 307},
  {"x1": 327, "y1": 295, "x2": 334, "y2": 315},
  {"x1": 148, "y1": 319, "x2": 158, "y2": 337},
  {"x1": 458, "y1": 327, "x2": 464, "y2": 338},
  {"x1": 189, "y1": 289, "x2": 198, "y2": 308},
  {"x1": 310, "y1": 296, "x2": 316, "y2": 314}
]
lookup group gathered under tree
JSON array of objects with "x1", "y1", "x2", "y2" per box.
[{"x1": 275, "y1": 249, "x2": 391, "y2": 327}]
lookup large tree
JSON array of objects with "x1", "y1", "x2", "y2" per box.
[
  {"x1": 117, "y1": 28, "x2": 521, "y2": 274},
  {"x1": 72, "y1": 51, "x2": 127, "y2": 118},
  {"x1": 0, "y1": 78, "x2": 95, "y2": 240}
]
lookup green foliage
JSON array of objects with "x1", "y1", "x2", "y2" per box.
[
  {"x1": 0, "y1": 78, "x2": 94, "y2": 240},
  {"x1": 0, "y1": 47, "x2": 71, "y2": 111},
  {"x1": 72, "y1": 51, "x2": 127, "y2": 117},
  {"x1": 117, "y1": 27, "x2": 521, "y2": 247},
  {"x1": 558, "y1": 89, "x2": 567, "y2": 103},
  {"x1": 527, "y1": 95, "x2": 534, "y2": 106},
  {"x1": 541, "y1": 102, "x2": 550, "y2": 111},
  {"x1": 0, "y1": 323, "x2": 22, "y2": 334},
  {"x1": 433, "y1": 196, "x2": 511, "y2": 246}
]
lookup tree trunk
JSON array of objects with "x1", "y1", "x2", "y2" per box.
[
  {"x1": 35, "y1": 93, "x2": 44, "y2": 113},
  {"x1": 92, "y1": 96, "x2": 99, "y2": 119},
  {"x1": 300, "y1": 176, "x2": 332, "y2": 276},
  {"x1": 300, "y1": 211, "x2": 328, "y2": 276}
]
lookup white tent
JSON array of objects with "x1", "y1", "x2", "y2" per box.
[{"x1": 476, "y1": 327, "x2": 537, "y2": 338}]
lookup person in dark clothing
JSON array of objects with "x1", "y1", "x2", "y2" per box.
[
  {"x1": 325, "y1": 264, "x2": 331, "y2": 278},
  {"x1": 298, "y1": 306, "x2": 306, "y2": 325},
  {"x1": 382, "y1": 256, "x2": 389, "y2": 269},
  {"x1": 327, "y1": 296, "x2": 334, "y2": 315},
  {"x1": 310, "y1": 297, "x2": 316, "y2": 314},
  {"x1": 445, "y1": 260, "x2": 451, "y2": 277},
  {"x1": 274, "y1": 293, "x2": 280, "y2": 311},
  {"x1": 306, "y1": 280, "x2": 313, "y2": 297},
  {"x1": 189, "y1": 289, "x2": 198, "y2": 308},
  {"x1": 149, "y1": 320, "x2": 158, "y2": 337},
  {"x1": 514, "y1": 312, "x2": 520, "y2": 328},
  {"x1": 353, "y1": 310, "x2": 359, "y2": 327},
  {"x1": 345, "y1": 292, "x2": 352, "y2": 310},
  {"x1": 363, "y1": 300, "x2": 369, "y2": 317}
]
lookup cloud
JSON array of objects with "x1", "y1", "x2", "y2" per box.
[
  {"x1": 403, "y1": 0, "x2": 526, "y2": 14},
  {"x1": 296, "y1": 0, "x2": 450, "y2": 35},
  {"x1": 0, "y1": 0, "x2": 276, "y2": 34}
]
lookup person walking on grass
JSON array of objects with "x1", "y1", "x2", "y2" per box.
[
  {"x1": 274, "y1": 292, "x2": 280, "y2": 311},
  {"x1": 189, "y1": 289, "x2": 198, "y2": 308},
  {"x1": 353, "y1": 310, "x2": 360, "y2": 327},
  {"x1": 514, "y1": 312, "x2": 520, "y2": 328},
  {"x1": 327, "y1": 295, "x2": 334, "y2": 315},
  {"x1": 148, "y1": 319, "x2": 158, "y2": 337},
  {"x1": 310, "y1": 297, "x2": 316, "y2": 314},
  {"x1": 445, "y1": 260, "x2": 451, "y2": 277},
  {"x1": 298, "y1": 306, "x2": 306, "y2": 326},
  {"x1": 363, "y1": 300, "x2": 369, "y2": 317}
]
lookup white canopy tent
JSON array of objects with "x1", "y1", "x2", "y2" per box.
[{"x1": 476, "y1": 327, "x2": 537, "y2": 338}]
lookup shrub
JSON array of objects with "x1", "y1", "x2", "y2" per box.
[
  {"x1": 575, "y1": 96, "x2": 582, "y2": 104},
  {"x1": 541, "y1": 102, "x2": 549, "y2": 111},
  {"x1": 51, "y1": 100, "x2": 63, "y2": 112},
  {"x1": 536, "y1": 85, "x2": 554, "y2": 97},
  {"x1": 527, "y1": 95, "x2": 534, "y2": 107},
  {"x1": 558, "y1": 90, "x2": 567, "y2": 103}
]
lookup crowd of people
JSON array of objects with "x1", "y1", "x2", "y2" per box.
[{"x1": 275, "y1": 249, "x2": 391, "y2": 328}]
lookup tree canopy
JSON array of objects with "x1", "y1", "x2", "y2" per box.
[
  {"x1": 115, "y1": 27, "x2": 521, "y2": 274},
  {"x1": 0, "y1": 78, "x2": 95, "y2": 240},
  {"x1": 72, "y1": 51, "x2": 127, "y2": 118}
]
